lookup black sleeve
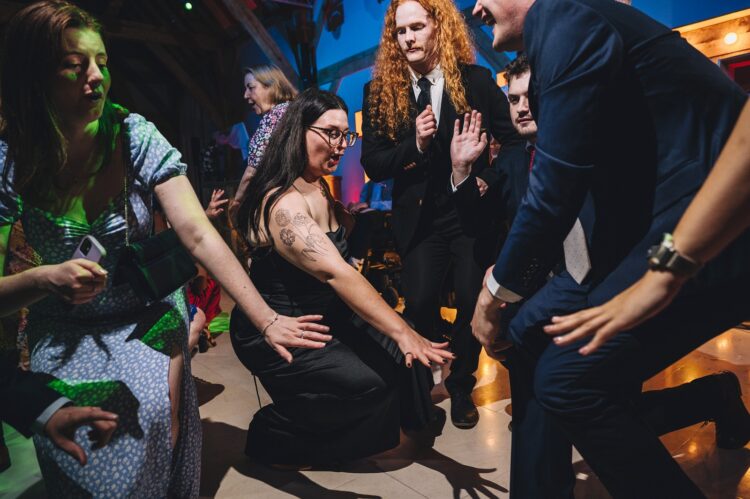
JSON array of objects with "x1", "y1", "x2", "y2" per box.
[
  {"x1": 453, "y1": 67, "x2": 520, "y2": 230},
  {"x1": 360, "y1": 82, "x2": 424, "y2": 182},
  {"x1": 0, "y1": 359, "x2": 61, "y2": 437}
]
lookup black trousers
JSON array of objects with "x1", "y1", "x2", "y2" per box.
[
  {"x1": 507, "y1": 269, "x2": 750, "y2": 499},
  {"x1": 400, "y1": 209, "x2": 492, "y2": 395}
]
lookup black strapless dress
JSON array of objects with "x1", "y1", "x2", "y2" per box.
[{"x1": 230, "y1": 226, "x2": 434, "y2": 465}]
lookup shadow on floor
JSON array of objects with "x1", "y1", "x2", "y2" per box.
[
  {"x1": 200, "y1": 419, "x2": 383, "y2": 498},
  {"x1": 200, "y1": 418, "x2": 509, "y2": 498},
  {"x1": 378, "y1": 445, "x2": 508, "y2": 498}
]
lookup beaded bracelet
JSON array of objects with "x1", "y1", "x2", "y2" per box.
[{"x1": 261, "y1": 313, "x2": 279, "y2": 336}]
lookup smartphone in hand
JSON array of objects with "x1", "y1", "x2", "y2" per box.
[{"x1": 72, "y1": 235, "x2": 107, "y2": 264}]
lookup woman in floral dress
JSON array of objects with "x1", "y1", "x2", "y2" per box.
[{"x1": 0, "y1": 2, "x2": 329, "y2": 497}]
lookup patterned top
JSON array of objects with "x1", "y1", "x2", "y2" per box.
[
  {"x1": 0, "y1": 113, "x2": 200, "y2": 498},
  {"x1": 246, "y1": 101, "x2": 290, "y2": 171},
  {"x1": 0, "y1": 114, "x2": 188, "y2": 328}
]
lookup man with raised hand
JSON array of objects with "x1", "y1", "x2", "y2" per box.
[{"x1": 361, "y1": 0, "x2": 518, "y2": 429}]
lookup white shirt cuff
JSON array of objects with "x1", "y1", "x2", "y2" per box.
[
  {"x1": 486, "y1": 273, "x2": 524, "y2": 303},
  {"x1": 31, "y1": 397, "x2": 72, "y2": 435},
  {"x1": 450, "y1": 173, "x2": 471, "y2": 192}
]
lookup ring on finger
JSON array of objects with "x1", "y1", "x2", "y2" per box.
[{"x1": 299, "y1": 331, "x2": 305, "y2": 339}]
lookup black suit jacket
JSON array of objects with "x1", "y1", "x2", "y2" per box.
[
  {"x1": 1, "y1": 354, "x2": 61, "y2": 437},
  {"x1": 495, "y1": 144, "x2": 532, "y2": 227},
  {"x1": 457, "y1": 142, "x2": 532, "y2": 232},
  {"x1": 491, "y1": 0, "x2": 749, "y2": 301},
  {"x1": 361, "y1": 64, "x2": 519, "y2": 254}
]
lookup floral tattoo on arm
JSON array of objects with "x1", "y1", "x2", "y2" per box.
[{"x1": 274, "y1": 209, "x2": 329, "y2": 261}]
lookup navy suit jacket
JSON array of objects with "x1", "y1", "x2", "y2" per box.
[
  {"x1": 492, "y1": 0, "x2": 749, "y2": 305},
  {"x1": 1, "y1": 357, "x2": 61, "y2": 437}
]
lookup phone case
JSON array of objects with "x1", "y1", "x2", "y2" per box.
[{"x1": 72, "y1": 235, "x2": 107, "y2": 263}]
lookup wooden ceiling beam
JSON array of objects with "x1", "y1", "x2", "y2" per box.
[
  {"x1": 221, "y1": 0, "x2": 299, "y2": 86},
  {"x1": 317, "y1": 45, "x2": 377, "y2": 85},
  {"x1": 106, "y1": 20, "x2": 218, "y2": 50},
  {"x1": 677, "y1": 13, "x2": 750, "y2": 61},
  {"x1": 147, "y1": 44, "x2": 226, "y2": 128},
  {"x1": 0, "y1": 1, "x2": 219, "y2": 50},
  {"x1": 312, "y1": 0, "x2": 326, "y2": 49},
  {"x1": 203, "y1": 0, "x2": 238, "y2": 31}
]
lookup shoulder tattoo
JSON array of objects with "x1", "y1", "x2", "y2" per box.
[
  {"x1": 275, "y1": 209, "x2": 292, "y2": 227},
  {"x1": 275, "y1": 210, "x2": 330, "y2": 262}
]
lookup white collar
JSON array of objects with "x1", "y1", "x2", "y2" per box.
[{"x1": 409, "y1": 65, "x2": 443, "y2": 86}]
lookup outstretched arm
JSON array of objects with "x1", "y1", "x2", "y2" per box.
[
  {"x1": 155, "y1": 175, "x2": 331, "y2": 363},
  {"x1": 267, "y1": 190, "x2": 454, "y2": 368}
]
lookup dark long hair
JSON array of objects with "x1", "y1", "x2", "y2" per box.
[
  {"x1": 238, "y1": 87, "x2": 348, "y2": 248},
  {"x1": 0, "y1": 0, "x2": 122, "y2": 201}
]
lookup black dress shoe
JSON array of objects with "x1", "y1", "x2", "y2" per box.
[
  {"x1": 713, "y1": 371, "x2": 750, "y2": 449},
  {"x1": 198, "y1": 334, "x2": 210, "y2": 353},
  {"x1": 450, "y1": 392, "x2": 479, "y2": 429}
]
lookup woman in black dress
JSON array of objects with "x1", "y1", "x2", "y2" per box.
[{"x1": 231, "y1": 89, "x2": 453, "y2": 466}]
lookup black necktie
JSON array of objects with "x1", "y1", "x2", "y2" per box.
[{"x1": 416, "y1": 76, "x2": 431, "y2": 113}]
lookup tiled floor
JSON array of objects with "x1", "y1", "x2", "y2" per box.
[{"x1": 3, "y1": 326, "x2": 749, "y2": 498}]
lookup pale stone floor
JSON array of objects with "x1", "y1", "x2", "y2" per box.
[{"x1": 2, "y1": 326, "x2": 749, "y2": 498}]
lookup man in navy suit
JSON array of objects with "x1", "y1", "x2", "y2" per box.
[{"x1": 464, "y1": 0, "x2": 750, "y2": 496}]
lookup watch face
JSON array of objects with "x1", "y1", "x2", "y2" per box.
[{"x1": 648, "y1": 244, "x2": 667, "y2": 269}]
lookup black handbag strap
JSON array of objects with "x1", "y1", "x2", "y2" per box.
[
  {"x1": 120, "y1": 121, "x2": 152, "y2": 248},
  {"x1": 121, "y1": 122, "x2": 133, "y2": 248},
  {"x1": 123, "y1": 165, "x2": 130, "y2": 247},
  {"x1": 120, "y1": 124, "x2": 165, "y2": 248}
]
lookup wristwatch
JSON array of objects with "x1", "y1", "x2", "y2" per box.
[{"x1": 647, "y1": 233, "x2": 702, "y2": 277}]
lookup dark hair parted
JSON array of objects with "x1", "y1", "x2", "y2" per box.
[
  {"x1": 238, "y1": 88, "x2": 348, "y2": 248},
  {"x1": 505, "y1": 53, "x2": 530, "y2": 85},
  {"x1": 0, "y1": 0, "x2": 123, "y2": 201}
]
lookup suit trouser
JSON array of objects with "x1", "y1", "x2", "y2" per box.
[
  {"x1": 401, "y1": 209, "x2": 488, "y2": 395},
  {"x1": 506, "y1": 268, "x2": 750, "y2": 499}
]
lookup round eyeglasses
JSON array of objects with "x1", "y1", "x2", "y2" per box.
[{"x1": 308, "y1": 125, "x2": 357, "y2": 147}]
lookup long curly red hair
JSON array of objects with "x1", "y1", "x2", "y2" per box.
[{"x1": 368, "y1": 0, "x2": 475, "y2": 140}]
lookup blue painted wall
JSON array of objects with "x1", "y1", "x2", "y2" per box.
[{"x1": 632, "y1": 0, "x2": 750, "y2": 28}]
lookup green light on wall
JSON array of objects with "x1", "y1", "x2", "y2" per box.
[{"x1": 184, "y1": 2, "x2": 193, "y2": 11}]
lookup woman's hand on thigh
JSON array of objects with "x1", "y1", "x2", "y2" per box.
[
  {"x1": 264, "y1": 314, "x2": 332, "y2": 363},
  {"x1": 544, "y1": 270, "x2": 686, "y2": 355}
]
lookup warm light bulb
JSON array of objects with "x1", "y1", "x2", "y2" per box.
[{"x1": 724, "y1": 32, "x2": 738, "y2": 45}]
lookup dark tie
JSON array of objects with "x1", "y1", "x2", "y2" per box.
[
  {"x1": 416, "y1": 76, "x2": 431, "y2": 113},
  {"x1": 528, "y1": 145, "x2": 536, "y2": 172}
]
